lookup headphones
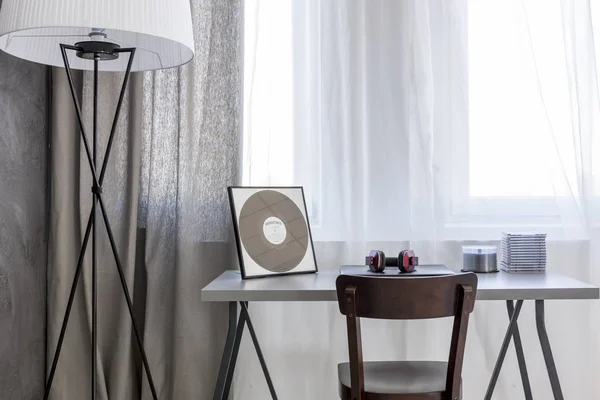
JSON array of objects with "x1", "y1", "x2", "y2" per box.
[{"x1": 365, "y1": 249, "x2": 419, "y2": 273}]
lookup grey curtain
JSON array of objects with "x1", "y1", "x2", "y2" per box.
[
  {"x1": 0, "y1": 52, "x2": 47, "y2": 399},
  {"x1": 47, "y1": 1, "x2": 241, "y2": 399}
]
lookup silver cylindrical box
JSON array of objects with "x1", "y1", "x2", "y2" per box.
[{"x1": 462, "y1": 245, "x2": 498, "y2": 273}]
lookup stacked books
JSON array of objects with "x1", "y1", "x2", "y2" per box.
[{"x1": 501, "y1": 233, "x2": 547, "y2": 273}]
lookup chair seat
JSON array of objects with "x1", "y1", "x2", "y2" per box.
[{"x1": 338, "y1": 361, "x2": 452, "y2": 399}]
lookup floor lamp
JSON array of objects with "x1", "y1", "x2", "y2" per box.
[{"x1": 0, "y1": 1, "x2": 195, "y2": 399}]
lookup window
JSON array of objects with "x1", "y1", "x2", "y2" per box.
[
  {"x1": 465, "y1": 0, "x2": 578, "y2": 199},
  {"x1": 441, "y1": 0, "x2": 587, "y2": 238},
  {"x1": 243, "y1": 1, "x2": 598, "y2": 241}
]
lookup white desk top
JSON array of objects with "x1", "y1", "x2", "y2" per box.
[{"x1": 200, "y1": 270, "x2": 599, "y2": 302}]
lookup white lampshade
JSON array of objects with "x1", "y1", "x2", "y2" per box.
[{"x1": 0, "y1": 0, "x2": 195, "y2": 71}]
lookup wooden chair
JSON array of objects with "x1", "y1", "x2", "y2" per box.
[{"x1": 335, "y1": 273, "x2": 478, "y2": 400}]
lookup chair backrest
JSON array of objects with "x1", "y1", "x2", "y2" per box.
[{"x1": 335, "y1": 273, "x2": 478, "y2": 400}]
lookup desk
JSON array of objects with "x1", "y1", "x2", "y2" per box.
[{"x1": 201, "y1": 270, "x2": 599, "y2": 400}]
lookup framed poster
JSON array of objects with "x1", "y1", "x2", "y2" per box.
[{"x1": 228, "y1": 186, "x2": 318, "y2": 279}]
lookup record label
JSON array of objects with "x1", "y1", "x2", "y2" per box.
[{"x1": 263, "y1": 216, "x2": 287, "y2": 245}]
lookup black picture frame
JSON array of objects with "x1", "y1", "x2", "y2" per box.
[{"x1": 228, "y1": 186, "x2": 318, "y2": 279}]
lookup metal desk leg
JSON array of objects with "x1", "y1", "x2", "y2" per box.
[
  {"x1": 214, "y1": 302, "x2": 242, "y2": 400},
  {"x1": 484, "y1": 299, "x2": 524, "y2": 400},
  {"x1": 240, "y1": 302, "x2": 279, "y2": 400},
  {"x1": 507, "y1": 301, "x2": 533, "y2": 400},
  {"x1": 536, "y1": 300, "x2": 564, "y2": 400},
  {"x1": 222, "y1": 306, "x2": 247, "y2": 399}
]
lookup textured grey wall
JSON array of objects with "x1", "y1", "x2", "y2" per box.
[{"x1": 0, "y1": 50, "x2": 48, "y2": 399}]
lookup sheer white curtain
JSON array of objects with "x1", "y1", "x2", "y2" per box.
[
  {"x1": 243, "y1": 0, "x2": 440, "y2": 242},
  {"x1": 239, "y1": 0, "x2": 600, "y2": 398}
]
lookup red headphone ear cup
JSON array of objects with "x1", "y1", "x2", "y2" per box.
[
  {"x1": 368, "y1": 250, "x2": 386, "y2": 273},
  {"x1": 397, "y1": 251, "x2": 405, "y2": 271},
  {"x1": 376, "y1": 250, "x2": 386, "y2": 272},
  {"x1": 399, "y1": 249, "x2": 416, "y2": 273}
]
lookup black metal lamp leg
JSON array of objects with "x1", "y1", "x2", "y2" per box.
[
  {"x1": 97, "y1": 193, "x2": 159, "y2": 399},
  {"x1": 484, "y1": 299, "x2": 524, "y2": 400},
  {"x1": 43, "y1": 212, "x2": 94, "y2": 400},
  {"x1": 240, "y1": 302, "x2": 278, "y2": 400},
  {"x1": 536, "y1": 300, "x2": 564, "y2": 400},
  {"x1": 507, "y1": 300, "x2": 533, "y2": 400},
  {"x1": 91, "y1": 54, "x2": 99, "y2": 400},
  {"x1": 44, "y1": 45, "x2": 158, "y2": 400}
]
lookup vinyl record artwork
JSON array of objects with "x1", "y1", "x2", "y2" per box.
[{"x1": 228, "y1": 186, "x2": 318, "y2": 279}]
